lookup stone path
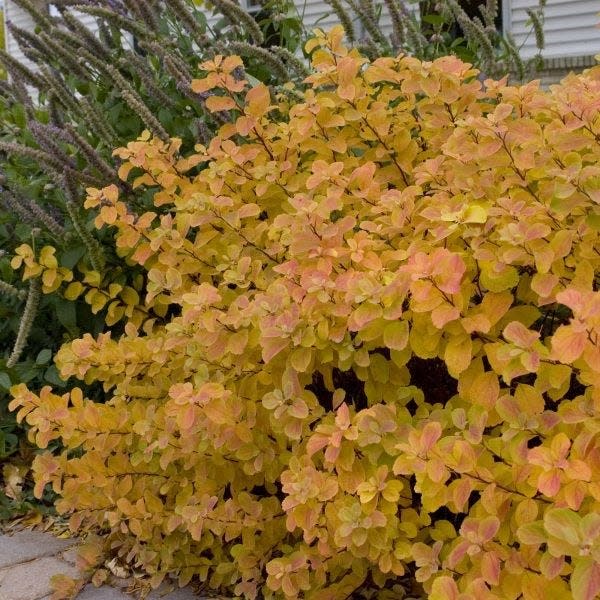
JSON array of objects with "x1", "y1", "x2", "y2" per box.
[{"x1": 0, "y1": 529, "x2": 203, "y2": 600}]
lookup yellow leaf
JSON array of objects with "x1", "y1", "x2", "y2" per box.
[
  {"x1": 42, "y1": 269, "x2": 58, "y2": 291},
  {"x1": 551, "y1": 323, "x2": 587, "y2": 363},
  {"x1": 480, "y1": 262, "x2": 519, "y2": 292},
  {"x1": 466, "y1": 371, "x2": 499, "y2": 409},
  {"x1": 102, "y1": 184, "x2": 120, "y2": 203},
  {"x1": 383, "y1": 321, "x2": 409, "y2": 351},
  {"x1": 382, "y1": 479, "x2": 404, "y2": 503},
  {"x1": 83, "y1": 271, "x2": 102, "y2": 286},
  {"x1": 39, "y1": 246, "x2": 58, "y2": 269},
  {"x1": 117, "y1": 162, "x2": 134, "y2": 181},
  {"x1": 107, "y1": 283, "x2": 123, "y2": 299},
  {"x1": 119, "y1": 286, "x2": 139, "y2": 306},
  {"x1": 227, "y1": 329, "x2": 249, "y2": 355},
  {"x1": 50, "y1": 574, "x2": 84, "y2": 600},
  {"x1": 462, "y1": 204, "x2": 488, "y2": 223},
  {"x1": 2, "y1": 464, "x2": 26, "y2": 500},
  {"x1": 100, "y1": 205, "x2": 119, "y2": 225},
  {"x1": 64, "y1": 282, "x2": 84, "y2": 301},
  {"x1": 304, "y1": 37, "x2": 322, "y2": 53},
  {"x1": 290, "y1": 347, "x2": 312, "y2": 372},
  {"x1": 444, "y1": 334, "x2": 473, "y2": 378},
  {"x1": 105, "y1": 301, "x2": 126, "y2": 326},
  {"x1": 85, "y1": 289, "x2": 108, "y2": 314}
]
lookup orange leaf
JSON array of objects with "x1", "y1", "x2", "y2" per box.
[
  {"x1": 245, "y1": 84, "x2": 271, "y2": 117},
  {"x1": 205, "y1": 95, "x2": 237, "y2": 113},
  {"x1": 551, "y1": 322, "x2": 587, "y2": 363},
  {"x1": 503, "y1": 321, "x2": 539, "y2": 348}
]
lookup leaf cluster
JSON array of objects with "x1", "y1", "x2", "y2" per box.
[{"x1": 10, "y1": 28, "x2": 600, "y2": 599}]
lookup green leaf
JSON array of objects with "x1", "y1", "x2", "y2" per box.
[
  {"x1": 44, "y1": 365, "x2": 66, "y2": 387},
  {"x1": 59, "y1": 246, "x2": 87, "y2": 270},
  {"x1": 585, "y1": 213, "x2": 600, "y2": 231},
  {"x1": 0, "y1": 430, "x2": 17, "y2": 458},
  {"x1": 75, "y1": 81, "x2": 90, "y2": 96},
  {"x1": 13, "y1": 362, "x2": 39, "y2": 383},
  {"x1": 517, "y1": 521, "x2": 546, "y2": 545},
  {"x1": 11, "y1": 104, "x2": 26, "y2": 129},
  {"x1": 422, "y1": 14, "x2": 445, "y2": 26},
  {"x1": 36, "y1": 349, "x2": 52, "y2": 365},
  {"x1": 107, "y1": 102, "x2": 123, "y2": 124},
  {"x1": 0, "y1": 372, "x2": 12, "y2": 390},
  {"x1": 544, "y1": 508, "x2": 581, "y2": 546},
  {"x1": 158, "y1": 108, "x2": 174, "y2": 130},
  {"x1": 55, "y1": 300, "x2": 77, "y2": 334}
]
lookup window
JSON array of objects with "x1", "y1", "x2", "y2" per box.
[
  {"x1": 243, "y1": 0, "x2": 262, "y2": 16},
  {"x1": 420, "y1": 0, "x2": 503, "y2": 42}
]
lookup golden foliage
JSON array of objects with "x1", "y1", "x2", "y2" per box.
[{"x1": 10, "y1": 27, "x2": 600, "y2": 599}]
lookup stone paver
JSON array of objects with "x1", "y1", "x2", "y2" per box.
[
  {"x1": 60, "y1": 546, "x2": 79, "y2": 566},
  {"x1": 0, "y1": 530, "x2": 75, "y2": 568},
  {"x1": 76, "y1": 586, "x2": 130, "y2": 600},
  {"x1": 0, "y1": 529, "x2": 206, "y2": 599},
  {"x1": 0, "y1": 555, "x2": 79, "y2": 600},
  {"x1": 148, "y1": 589, "x2": 201, "y2": 599}
]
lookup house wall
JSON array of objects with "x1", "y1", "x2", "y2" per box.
[
  {"x1": 534, "y1": 53, "x2": 597, "y2": 86},
  {"x1": 509, "y1": 0, "x2": 600, "y2": 59},
  {"x1": 4, "y1": 0, "x2": 98, "y2": 69},
  {"x1": 4, "y1": 0, "x2": 39, "y2": 69},
  {"x1": 202, "y1": 0, "x2": 399, "y2": 40}
]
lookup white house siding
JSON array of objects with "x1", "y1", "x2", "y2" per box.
[
  {"x1": 508, "y1": 0, "x2": 600, "y2": 58},
  {"x1": 4, "y1": 0, "x2": 38, "y2": 69},
  {"x1": 5, "y1": 1, "x2": 100, "y2": 66},
  {"x1": 203, "y1": 0, "x2": 400, "y2": 44},
  {"x1": 61, "y1": 8, "x2": 98, "y2": 34},
  {"x1": 298, "y1": 0, "x2": 343, "y2": 33},
  {"x1": 300, "y1": 0, "x2": 401, "y2": 43}
]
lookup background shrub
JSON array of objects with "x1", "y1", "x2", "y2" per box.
[
  {"x1": 11, "y1": 27, "x2": 600, "y2": 599},
  {"x1": 322, "y1": 0, "x2": 545, "y2": 79}
]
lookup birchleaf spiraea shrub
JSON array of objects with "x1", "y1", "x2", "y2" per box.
[{"x1": 10, "y1": 27, "x2": 600, "y2": 599}]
